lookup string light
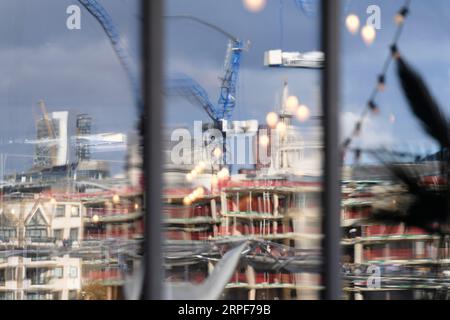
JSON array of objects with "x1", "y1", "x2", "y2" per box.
[
  {"x1": 368, "y1": 100, "x2": 379, "y2": 113},
  {"x1": 390, "y1": 44, "x2": 401, "y2": 60},
  {"x1": 296, "y1": 104, "x2": 310, "y2": 122},
  {"x1": 342, "y1": 0, "x2": 412, "y2": 157},
  {"x1": 193, "y1": 187, "x2": 205, "y2": 198},
  {"x1": 377, "y1": 75, "x2": 385, "y2": 92},
  {"x1": 259, "y1": 134, "x2": 270, "y2": 147},
  {"x1": 266, "y1": 112, "x2": 279, "y2": 128},
  {"x1": 286, "y1": 95, "x2": 299, "y2": 113},
  {"x1": 276, "y1": 121, "x2": 287, "y2": 136},
  {"x1": 361, "y1": 25, "x2": 376, "y2": 46},
  {"x1": 217, "y1": 167, "x2": 230, "y2": 180},
  {"x1": 112, "y1": 194, "x2": 120, "y2": 204},
  {"x1": 213, "y1": 147, "x2": 222, "y2": 159},
  {"x1": 183, "y1": 196, "x2": 192, "y2": 206},
  {"x1": 395, "y1": 7, "x2": 409, "y2": 25},
  {"x1": 243, "y1": 0, "x2": 266, "y2": 13},
  {"x1": 345, "y1": 14, "x2": 360, "y2": 35},
  {"x1": 198, "y1": 161, "x2": 206, "y2": 169}
]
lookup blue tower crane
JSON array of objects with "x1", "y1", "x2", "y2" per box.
[
  {"x1": 77, "y1": 0, "x2": 141, "y2": 110},
  {"x1": 165, "y1": 15, "x2": 246, "y2": 126}
]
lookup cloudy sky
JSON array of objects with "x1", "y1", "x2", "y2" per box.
[
  {"x1": 0, "y1": 0, "x2": 140, "y2": 174},
  {"x1": 165, "y1": 0, "x2": 450, "y2": 164},
  {"x1": 1, "y1": 0, "x2": 450, "y2": 175}
]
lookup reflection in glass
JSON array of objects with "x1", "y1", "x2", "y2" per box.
[
  {"x1": 163, "y1": 0, "x2": 323, "y2": 300},
  {"x1": 0, "y1": 0, "x2": 142, "y2": 300}
]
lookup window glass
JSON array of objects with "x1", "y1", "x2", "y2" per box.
[
  {"x1": 163, "y1": 0, "x2": 323, "y2": 300},
  {"x1": 70, "y1": 228, "x2": 79, "y2": 241},
  {"x1": 0, "y1": 0, "x2": 143, "y2": 300},
  {"x1": 340, "y1": 0, "x2": 450, "y2": 300},
  {"x1": 55, "y1": 205, "x2": 65, "y2": 217},
  {"x1": 54, "y1": 267, "x2": 64, "y2": 279},
  {"x1": 71, "y1": 206, "x2": 80, "y2": 217},
  {"x1": 53, "y1": 228, "x2": 63, "y2": 240}
]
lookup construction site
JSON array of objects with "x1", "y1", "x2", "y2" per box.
[{"x1": 1, "y1": 0, "x2": 450, "y2": 302}]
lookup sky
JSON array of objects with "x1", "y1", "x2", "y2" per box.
[
  {"x1": 1, "y1": 0, "x2": 450, "y2": 176},
  {"x1": 165, "y1": 0, "x2": 450, "y2": 165},
  {"x1": 341, "y1": 0, "x2": 450, "y2": 161},
  {"x1": 0, "y1": 0, "x2": 140, "y2": 175}
]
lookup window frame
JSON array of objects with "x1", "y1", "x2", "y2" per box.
[{"x1": 55, "y1": 205, "x2": 66, "y2": 218}]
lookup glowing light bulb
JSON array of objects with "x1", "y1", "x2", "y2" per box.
[
  {"x1": 198, "y1": 161, "x2": 206, "y2": 169},
  {"x1": 296, "y1": 105, "x2": 310, "y2": 122},
  {"x1": 194, "y1": 166, "x2": 203, "y2": 174},
  {"x1": 183, "y1": 197, "x2": 192, "y2": 206},
  {"x1": 345, "y1": 14, "x2": 360, "y2": 34},
  {"x1": 186, "y1": 173, "x2": 193, "y2": 182},
  {"x1": 276, "y1": 122, "x2": 287, "y2": 136},
  {"x1": 218, "y1": 167, "x2": 230, "y2": 180},
  {"x1": 112, "y1": 194, "x2": 120, "y2": 204},
  {"x1": 221, "y1": 167, "x2": 229, "y2": 177},
  {"x1": 193, "y1": 187, "x2": 205, "y2": 198},
  {"x1": 50, "y1": 198, "x2": 56, "y2": 205},
  {"x1": 213, "y1": 147, "x2": 222, "y2": 159},
  {"x1": 286, "y1": 96, "x2": 299, "y2": 113},
  {"x1": 394, "y1": 14, "x2": 404, "y2": 25},
  {"x1": 134, "y1": 203, "x2": 139, "y2": 210},
  {"x1": 259, "y1": 135, "x2": 269, "y2": 147},
  {"x1": 92, "y1": 214, "x2": 100, "y2": 223},
  {"x1": 266, "y1": 112, "x2": 279, "y2": 128},
  {"x1": 361, "y1": 25, "x2": 376, "y2": 46},
  {"x1": 243, "y1": 0, "x2": 266, "y2": 13},
  {"x1": 395, "y1": 8, "x2": 409, "y2": 25}
]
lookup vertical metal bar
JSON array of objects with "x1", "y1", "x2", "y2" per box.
[
  {"x1": 321, "y1": 0, "x2": 341, "y2": 300},
  {"x1": 142, "y1": 0, "x2": 163, "y2": 300}
]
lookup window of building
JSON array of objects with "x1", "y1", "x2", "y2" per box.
[
  {"x1": 25, "y1": 210, "x2": 48, "y2": 240},
  {"x1": 69, "y1": 228, "x2": 79, "y2": 241},
  {"x1": 5, "y1": 268, "x2": 15, "y2": 281},
  {"x1": 26, "y1": 268, "x2": 50, "y2": 285},
  {"x1": 55, "y1": 205, "x2": 65, "y2": 217},
  {"x1": 68, "y1": 290, "x2": 78, "y2": 300},
  {"x1": 0, "y1": 291, "x2": 14, "y2": 300},
  {"x1": 71, "y1": 206, "x2": 80, "y2": 217},
  {"x1": 25, "y1": 292, "x2": 52, "y2": 300},
  {"x1": 53, "y1": 229, "x2": 63, "y2": 240},
  {"x1": 52, "y1": 291, "x2": 62, "y2": 300},
  {"x1": 0, "y1": 227, "x2": 16, "y2": 240},
  {"x1": 54, "y1": 267, "x2": 63, "y2": 279},
  {"x1": 69, "y1": 267, "x2": 78, "y2": 279},
  {"x1": 0, "y1": 269, "x2": 5, "y2": 286}
]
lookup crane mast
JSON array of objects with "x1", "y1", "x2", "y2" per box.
[
  {"x1": 218, "y1": 39, "x2": 244, "y2": 120},
  {"x1": 77, "y1": 0, "x2": 141, "y2": 110}
]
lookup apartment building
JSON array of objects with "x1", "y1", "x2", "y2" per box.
[{"x1": 0, "y1": 194, "x2": 83, "y2": 300}]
